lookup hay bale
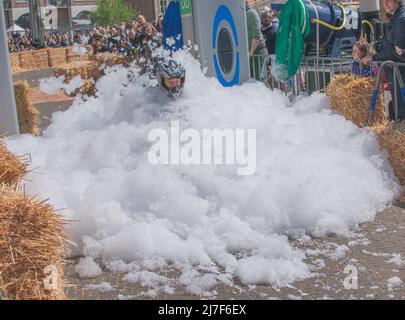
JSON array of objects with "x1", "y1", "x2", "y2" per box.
[
  {"x1": 377, "y1": 122, "x2": 405, "y2": 185},
  {"x1": 48, "y1": 48, "x2": 68, "y2": 67},
  {"x1": 53, "y1": 62, "x2": 104, "y2": 84},
  {"x1": 0, "y1": 184, "x2": 68, "y2": 300},
  {"x1": 326, "y1": 74, "x2": 386, "y2": 127},
  {"x1": 31, "y1": 49, "x2": 50, "y2": 69},
  {"x1": 326, "y1": 75, "x2": 405, "y2": 188},
  {"x1": 54, "y1": 67, "x2": 83, "y2": 83},
  {"x1": 66, "y1": 47, "x2": 88, "y2": 64},
  {"x1": 18, "y1": 51, "x2": 37, "y2": 70},
  {"x1": 0, "y1": 139, "x2": 28, "y2": 186},
  {"x1": 93, "y1": 52, "x2": 127, "y2": 67},
  {"x1": 9, "y1": 53, "x2": 20, "y2": 71},
  {"x1": 80, "y1": 80, "x2": 96, "y2": 97},
  {"x1": 13, "y1": 80, "x2": 40, "y2": 136},
  {"x1": 86, "y1": 63, "x2": 102, "y2": 81},
  {"x1": 67, "y1": 54, "x2": 82, "y2": 63}
]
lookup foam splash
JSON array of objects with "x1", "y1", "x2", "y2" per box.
[{"x1": 6, "y1": 50, "x2": 400, "y2": 295}]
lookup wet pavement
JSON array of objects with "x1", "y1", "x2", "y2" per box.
[{"x1": 63, "y1": 204, "x2": 405, "y2": 300}]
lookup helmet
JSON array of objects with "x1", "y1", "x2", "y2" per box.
[{"x1": 156, "y1": 59, "x2": 186, "y2": 97}]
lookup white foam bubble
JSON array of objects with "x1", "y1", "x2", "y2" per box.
[{"x1": 6, "y1": 51, "x2": 400, "y2": 293}]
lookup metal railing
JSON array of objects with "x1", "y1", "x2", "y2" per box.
[{"x1": 251, "y1": 54, "x2": 405, "y2": 121}]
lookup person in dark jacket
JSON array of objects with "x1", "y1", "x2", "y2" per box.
[
  {"x1": 364, "y1": 0, "x2": 405, "y2": 120},
  {"x1": 261, "y1": 8, "x2": 279, "y2": 55}
]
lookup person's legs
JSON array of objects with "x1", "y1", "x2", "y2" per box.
[
  {"x1": 250, "y1": 47, "x2": 268, "y2": 80},
  {"x1": 249, "y1": 56, "x2": 259, "y2": 79}
]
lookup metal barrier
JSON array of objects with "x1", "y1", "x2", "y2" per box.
[
  {"x1": 251, "y1": 54, "x2": 405, "y2": 120},
  {"x1": 367, "y1": 61, "x2": 405, "y2": 124}
]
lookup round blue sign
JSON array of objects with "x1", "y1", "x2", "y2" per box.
[{"x1": 212, "y1": 5, "x2": 240, "y2": 87}]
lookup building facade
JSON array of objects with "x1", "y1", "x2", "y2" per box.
[{"x1": 2, "y1": 0, "x2": 162, "y2": 30}]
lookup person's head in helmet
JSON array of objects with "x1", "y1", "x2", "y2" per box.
[
  {"x1": 157, "y1": 59, "x2": 186, "y2": 97},
  {"x1": 164, "y1": 77, "x2": 182, "y2": 90}
]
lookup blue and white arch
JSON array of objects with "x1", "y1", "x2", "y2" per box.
[{"x1": 212, "y1": 4, "x2": 240, "y2": 87}]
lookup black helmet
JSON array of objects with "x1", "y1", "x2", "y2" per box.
[{"x1": 156, "y1": 59, "x2": 186, "y2": 97}]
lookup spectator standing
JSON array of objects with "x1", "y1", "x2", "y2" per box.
[
  {"x1": 246, "y1": 0, "x2": 268, "y2": 79},
  {"x1": 363, "y1": 0, "x2": 405, "y2": 120},
  {"x1": 261, "y1": 8, "x2": 279, "y2": 55}
]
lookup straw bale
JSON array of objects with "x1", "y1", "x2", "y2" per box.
[
  {"x1": 54, "y1": 64, "x2": 90, "y2": 83},
  {"x1": 18, "y1": 51, "x2": 37, "y2": 70},
  {"x1": 0, "y1": 184, "x2": 69, "y2": 300},
  {"x1": 326, "y1": 74, "x2": 386, "y2": 127},
  {"x1": 48, "y1": 48, "x2": 68, "y2": 67},
  {"x1": 31, "y1": 49, "x2": 50, "y2": 69},
  {"x1": 0, "y1": 139, "x2": 28, "y2": 186},
  {"x1": 86, "y1": 63, "x2": 102, "y2": 81},
  {"x1": 377, "y1": 122, "x2": 405, "y2": 185},
  {"x1": 13, "y1": 81, "x2": 40, "y2": 136},
  {"x1": 80, "y1": 80, "x2": 96, "y2": 97},
  {"x1": 9, "y1": 53, "x2": 20, "y2": 70},
  {"x1": 326, "y1": 74, "x2": 405, "y2": 189},
  {"x1": 67, "y1": 54, "x2": 82, "y2": 63},
  {"x1": 66, "y1": 48, "x2": 85, "y2": 63},
  {"x1": 93, "y1": 52, "x2": 128, "y2": 67},
  {"x1": 54, "y1": 61, "x2": 103, "y2": 84}
]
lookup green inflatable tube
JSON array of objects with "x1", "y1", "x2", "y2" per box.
[{"x1": 274, "y1": 0, "x2": 310, "y2": 81}]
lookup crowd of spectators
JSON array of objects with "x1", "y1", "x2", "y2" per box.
[
  {"x1": 88, "y1": 15, "x2": 162, "y2": 58},
  {"x1": 7, "y1": 14, "x2": 163, "y2": 56}
]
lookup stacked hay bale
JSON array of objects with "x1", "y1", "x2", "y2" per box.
[
  {"x1": 54, "y1": 62, "x2": 101, "y2": 97},
  {"x1": 0, "y1": 139, "x2": 28, "y2": 186},
  {"x1": 377, "y1": 122, "x2": 405, "y2": 185},
  {"x1": 86, "y1": 63, "x2": 102, "y2": 81},
  {"x1": 326, "y1": 74, "x2": 386, "y2": 127},
  {"x1": 79, "y1": 80, "x2": 96, "y2": 97},
  {"x1": 9, "y1": 53, "x2": 21, "y2": 72},
  {"x1": 31, "y1": 49, "x2": 51, "y2": 69},
  {"x1": 327, "y1": 74, "x2": 405, "y2": 198},
  {"x1": 93, "y1": 52, "x2": 128, "y2": 67},
  {"x1": 0, "y1": 139, "x2": 69, "y2": 300},
  {"x1": 18, "y1": 51, "x2": 38, "y2": 70},
  {"x1": 13, "y1": 80, "x2": 40, "y2": 136},
  {"x1": 0, "y1": 184, "x2": 68, "y2": 300},
  {"x1": 66, "y1": 47, "x2": 83, "y2": 63},
  {"x1": 54, "y1": 65, "x2": 89, "y2": 83},
  {"x1": 48, "y1": 48, "x2": 68, "y2": 67},
  {"x1": 52, "y1": 51, "x2": 132, "y2": 98}
]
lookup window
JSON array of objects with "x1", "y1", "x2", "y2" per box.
[{"x1": 217, "y1": 27, "x2": 234, "y2": 75}]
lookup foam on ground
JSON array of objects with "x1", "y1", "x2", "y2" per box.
[{"x1": 6, "y1": 50, "x2": 400, "y2": 295}]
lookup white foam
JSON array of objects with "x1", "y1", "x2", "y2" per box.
[
  {"x1": 6, "y1": 51, "x2": 400, "y2": 293},
  {"x1": 39, "y1": 75, "x2": 84, "y2": 96},
  {"x1": 75, "y1": 257, "x2": 102, "y2": 279}
]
